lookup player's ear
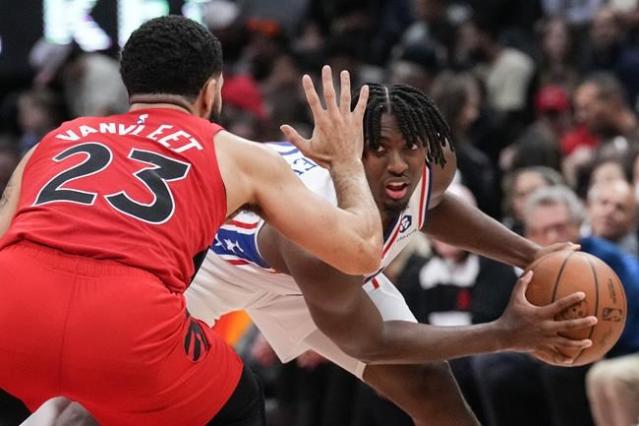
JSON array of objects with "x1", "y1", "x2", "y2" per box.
[{"x1": 197, "y1": 77, "x2": 219, "y2": 118}]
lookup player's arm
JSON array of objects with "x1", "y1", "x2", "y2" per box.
[
  {"x1": 265, "y1": 226, "x2": 596, "y2": 365},
  {"x1": 0, "y1": 148, "x2": 35, "y2": 237},
  {"x1": 216, "y1": 67, "x2": 382, "y2": 275},
  {"x1": 424, "y1": 147, "x2": 574, "y2": 268}
]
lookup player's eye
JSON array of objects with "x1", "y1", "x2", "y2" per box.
[
  {"x1": 374, "y1": 145, "x2": 386, "y2": 154},
  {"x1": 407, "y1": 143, "x2": 419, "y2": 151}
]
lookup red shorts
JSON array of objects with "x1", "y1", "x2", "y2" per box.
[{"x1": 0, "y1": 241, "x2": 243, "y2": 425}]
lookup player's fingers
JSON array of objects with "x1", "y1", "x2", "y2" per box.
[
  {"x1": 339, "y1": 70, "x2": 351, "y2": 115},
  {"x1": 280, "y1": 125, "x2": 309, "y2": 153},
  {"x1": 542, "y1": 291, "x2": 586, "y2": 315},
  {"x1": 321, "y1": 65, "x2": 339, "y2": 115},
  {"x1": 552, "y1": 242, "x2": 580, "y2": 252},
  {"x1": 514, "y1": 270, "x2": 533, "y2": 301},
  {"x1": 301, "y1": 74, "x2": 324, "y2": 122},
  {"x1": 535, "y1": 349, "x2": 573, "y2": 366},
  {"x1": 353, "y1": 84, "x2": 369, "y2": 121},
  {"x1": 553, "y1": 337, "x2": 593, "y2": 349},
  {"x1": 550, "y1": 315, "x2": 598, "y2": 332}
]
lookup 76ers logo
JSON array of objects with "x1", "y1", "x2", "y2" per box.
[{"x1": 400, "y1": 215, "x2": 413, "y2": 233}]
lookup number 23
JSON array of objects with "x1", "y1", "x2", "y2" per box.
[{"x1": 34, "y1": 143, "x2": 191, "y2": 224}]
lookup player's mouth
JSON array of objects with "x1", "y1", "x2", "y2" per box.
[{"x1": 384, "y1": 181, "x2": 409, "y2": 200}]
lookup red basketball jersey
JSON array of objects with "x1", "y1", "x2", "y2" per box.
[{"x1": 1, "y1": 108, "x2": 227, "y2": 292}]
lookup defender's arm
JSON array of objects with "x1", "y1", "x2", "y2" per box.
[{"x1": 0, "y1": 148, "x2": 35, "y2": 237}]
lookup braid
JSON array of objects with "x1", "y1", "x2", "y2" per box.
[{"x1": 352, "y1": 83, "x2": 453, "y2": 167}]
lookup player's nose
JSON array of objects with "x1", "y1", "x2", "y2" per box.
[{"x1": 387, "y1": 151, "x2": 408, "y2": 175}]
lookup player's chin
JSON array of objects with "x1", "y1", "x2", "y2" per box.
[{"x1": 382, "y1": 197, "x2": 410, "y2": 212}]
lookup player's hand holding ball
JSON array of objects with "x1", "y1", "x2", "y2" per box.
[{"x1": 496, "y1": 250, "x2": 627, "y2": 367}]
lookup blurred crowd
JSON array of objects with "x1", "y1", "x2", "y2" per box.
[{"x1": 2, "y1": 0, "x2": 639, "y2": 425}]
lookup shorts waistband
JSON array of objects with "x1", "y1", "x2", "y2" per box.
[{"x1": 2, "y1": 240, "x2": 161, "y2": 282}]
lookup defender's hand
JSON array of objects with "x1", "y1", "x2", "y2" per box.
[
  {"x1": 496, "y1": 271, "x2": 597, "y2": 366},
  {"x1": 280, "y1": 65, "x2": 369, "y2": 169}
]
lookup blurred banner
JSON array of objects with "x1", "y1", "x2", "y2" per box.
[{"x1": 0, "y1": 0, "x2": 209, "y2": 77}]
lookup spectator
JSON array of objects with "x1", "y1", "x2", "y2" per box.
[
  {"x1": 581, "y1": 6, "x2": 639, "y2": 106},
  {"x1": 586, "y1": 352, "x2": 639, "y2": 426},
  {"x1": 388, "y1": 43, "x2": 442, "y2": 94},
  {"x1": 502, "y1": 166, "x2": 564, "y2": 234},
  {"x1": 564, "y1": 72, "x2": 638, "y2": 187},
  {"x1": 431, "y1": 72, "x2": 499, "y2": 216},
  {"x1": 503, "y1": 85, "x2": 571, "y2": 172},
  {"x1": 537, "y1": 17, "x2": 580, "y2": 90},
  {"x1": 456, "y1": 12, "x2": 535, "y2": 118},
  {"x1": 587, "y1": 179, "x2": 638, "y2": 256},
  {"x1": 574, "y1": 72, "x2": 637, "y2": 143},
  {"x1": 29, "y1": 40, "x2": 128, "y2": 117},
  {"x1": 16, "y1": 89, "x2": 64, "y2": 155}
]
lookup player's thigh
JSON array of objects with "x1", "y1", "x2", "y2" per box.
[{"x1": 207, "y1": 366, "x2": 266, "y2": 426}]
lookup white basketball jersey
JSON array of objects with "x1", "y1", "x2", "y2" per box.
[
  {"x1": 206, "y1": 141, "x2": 432, "y2": 293},
  {"x1": 187, "y1": 142, "x2": 429, "y2": 362}
]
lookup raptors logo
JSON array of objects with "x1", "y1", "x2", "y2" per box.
[{"x1": 184, "y1": 313, "x2": 211, "y2": 362}]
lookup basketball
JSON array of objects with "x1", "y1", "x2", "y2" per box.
[{"x1": 525, "y1": 251, "x2": 627, "y2": 366}]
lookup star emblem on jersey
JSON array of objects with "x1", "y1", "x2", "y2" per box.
[
  {"x1": 291, "y1": 158, "x2": 317, "y2": 175},
  {"x1": 224, "y1": 239, "x2": 244, "y2": 253},
  {"x1": 399, "y1": 215, "x2": 412, "y2": 233}
]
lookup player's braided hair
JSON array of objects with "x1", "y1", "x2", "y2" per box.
[
  {"x1": 120, "y1": 15, "x2": 223, "y2": 101},
  {"x1": 353, "y1": 83, "x2": 453, "y2": 167}
]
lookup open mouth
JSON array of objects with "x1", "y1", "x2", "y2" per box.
[{"x1": 385, "y1": 182, "x2": 409, "y2": 200}]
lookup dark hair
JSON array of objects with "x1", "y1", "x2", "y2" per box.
[
  {"x1": 430, "y1": 72, "x2": 476, "y2": 137},
  {"x1": 120, "y1": 15, "x2": 223, "y2": 101},
  {"x1": 581, "y1": 72, "x2": 625, "y2": 103},
  {"x1": 353, "y1": 83, "x2": 453, "y2": 166}
]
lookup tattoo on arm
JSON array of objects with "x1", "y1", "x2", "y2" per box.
[{"x1": 0, "y1": 180, "x2": 13, "y2": 211}]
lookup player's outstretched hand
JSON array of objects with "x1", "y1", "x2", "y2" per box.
[
  {"x1": 280, "y1": 65, "x2": 369, "y2": 170},
  {"x1": 495, "y1": 270, "x2": 598, "y2": 366}
]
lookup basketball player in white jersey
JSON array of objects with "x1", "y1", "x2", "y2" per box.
[
  {"x1": 184, "y1": 84, "x2": 595, "y2": 425},
  {"x1": 29, "y1": 84, "x2": 595, "y2": 425}
]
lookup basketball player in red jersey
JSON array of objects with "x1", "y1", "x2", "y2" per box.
[{"x1": 0, "y1": 16, "x2": 383, "y2": 425}]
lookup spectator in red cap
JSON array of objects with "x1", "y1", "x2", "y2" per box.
[
  {"x1": 220, "y1": 74, "x2": 269, "y2": 140},
  {"x1": 501, "y1": 84, "x2": 573, "y2": 172}
]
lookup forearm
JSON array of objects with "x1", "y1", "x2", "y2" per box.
[
  {"x1": 330, "y1": 159, "x2": 382, "y2": 251},
  {"x1": 361, "y1": 320, "x2": 507, "y2": 365},
  {"x1": 426, "y1": 193, "x2": 539, "y2": 268},
  {"x1": 0, "y1": 169, "x2": 20, "y2": 237},
  {"x1": 309, "y1": 288, "x2": 507, "y2": 365}
]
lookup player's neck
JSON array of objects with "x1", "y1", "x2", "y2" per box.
[
  {"x1": 129, "y1": 94, "x2": 194, "y2": 115},
  {"x1": 381, "y1": 211, "x2": 401, "y2": 236}
]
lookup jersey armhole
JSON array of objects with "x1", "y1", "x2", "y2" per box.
[
  {"x1": 209, "y1": 128, "x2": 228, "y2": 221},
  {"x1": 253, "y1": 220, "x2": 272, "y2": 268}
]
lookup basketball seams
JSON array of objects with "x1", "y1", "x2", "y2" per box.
[
  {"x1": 551, "y1": 252, "x2": 574, "y2": 303},
  {"x1": 571, "y1": 255, "x2": 599, "y2": 365},
  {"x1": 525, "y1": 252, "x2": 553, "y2": 276}
]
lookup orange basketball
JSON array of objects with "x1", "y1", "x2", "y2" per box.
[{"x1": 525, "y1": 251, "x2": 627, "y2": 366}]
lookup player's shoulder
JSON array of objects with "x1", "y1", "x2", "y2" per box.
[
  {"x1": 426, "y1": 145, "x2": 457, "y2": 207},
  {"x1": 214, "y1": 132, "x2": 280, "y2": 170}
]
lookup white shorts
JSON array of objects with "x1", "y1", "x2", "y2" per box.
[{"x1": 186, "y1": 254, "x2": 417, "y2": 379}]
